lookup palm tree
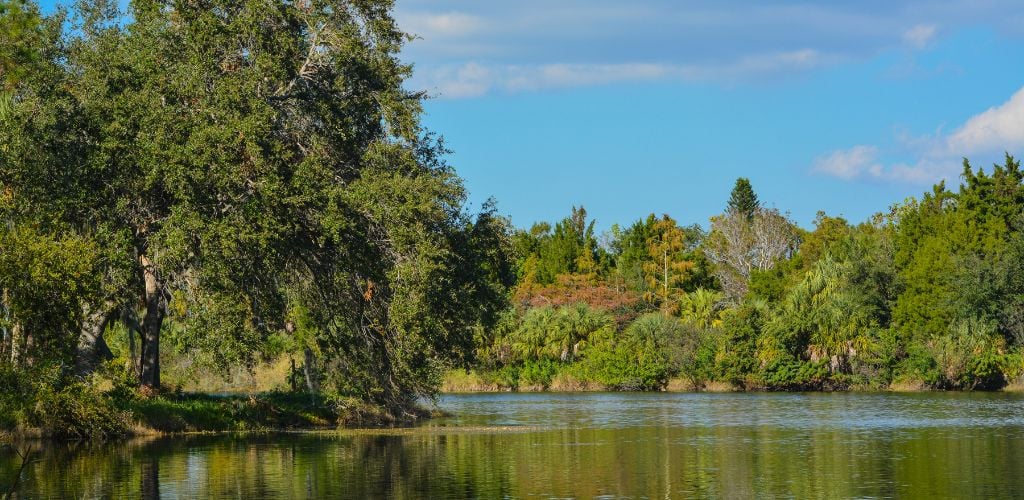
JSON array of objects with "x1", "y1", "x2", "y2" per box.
[
  {"x1": 679, "y1": 288, "x2": 726, "y2": 329},
  {"x1": 509, "y1": 307, "x2": 557, "y2": 361}
]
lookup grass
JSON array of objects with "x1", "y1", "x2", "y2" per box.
[
  {"x1": 127, "y1": 392, "x2": 335, "y2": 433},
  {"x1": 1, "y1": 390, "x2": 434, "y2": 441}
]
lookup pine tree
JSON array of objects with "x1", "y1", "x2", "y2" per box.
[{"x1": 728, "y1": 178, "x2": 760, "y2": 219}]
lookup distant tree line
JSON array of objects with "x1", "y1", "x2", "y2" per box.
[{"x1": 474, "y1": 164, "x2": 1024, "y2": 391}]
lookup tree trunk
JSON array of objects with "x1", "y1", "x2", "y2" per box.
[
  {"x1": 303, "y1": 347, "x2": 319, "y2": 393},
  {"x1": 1, "y1": 288, "x2": 9, "y2": 361},
  {"x1": 121, "y1": 306, "x2": 143, "y2": 376},
  {"x1": 9, "y1": 321, "x2": 20, "y2": 366},
  {"x1": 74, "y1": 301, "x2": 116, "y2": 376},
  {"x1": 139, "y1": 255, "x2": 166, "y2": 389}
]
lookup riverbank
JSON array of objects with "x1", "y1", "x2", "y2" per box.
[
  {"x1": 0, "y1": 391, "x2": 437, "y2": 442},
  {"x1": 441, "y1": 369, "x2": 1024, "y2": 393}
]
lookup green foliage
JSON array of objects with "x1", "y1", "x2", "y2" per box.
[
  {"x1": 678, "y1": 288, "x2": 725, "y2": 329},
  {"x1": 0, "y1": 364, "x2": 32, "y2": 429},
  {"x1": 130, "y1": 391, "x2": 337, "y2": 432},
  {"x1": 0, "y1": 364, "x2": 129, "y2": 438},
  {"x1": 513, "y1": 206, "x2": 604, "y2": 286},
  {"x1": 502, "y1": 304, "x2": 613, "y2": 363},
  {"x1": 1, "y1": 0, "x2": 513, "y2": 419},
  {"x1": 33, "y1": 377, "x2": 130, "y2": 439},
  {"x1": 519, "y1": 359, "x2": 561, "y2": 388},
  {"x1": 925, "y1": 317, "x2": 1007, "y2": 390},
  {"x1": 0, "y1": 224, "x2": 101, "y2": 365},
  {"x1": 758, "y1": 358, "x2": 830, "y2": 391},
  {"x1": 727, "y1": 177, "x2": 760, "y2": 219},
  {"x1": 574, "y1": 314, "x2": 676, "y2": 390},
  {"x1": 711, "y1": 301, "x2": 766, "y2": 387}
]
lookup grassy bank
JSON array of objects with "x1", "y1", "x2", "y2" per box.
[
  {"x1": 1, "y1": 391, "x2": 436, "y2": 441},
  {"x1": 0, "y1": 361, "x2": 437, "y2": 441}
]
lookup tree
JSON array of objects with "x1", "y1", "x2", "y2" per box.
[
  {"x1": 704, "y1": 207, "x2": 799, "y2": 301},
  {"x1": 536, "y1": 206, "x2": 601, "y2": 283},
  {"x1": 642, "y1": 215, "x2": 695, "y2": 306},
  {"x1": 727, "y1": 178, "x2": 760, "y2": 220},
  {"x1": 0, "y1": 0, "x2": 44, "y2": 117},
  {"x1": 1, "y1": 0, "x2": 511, "y2": 415},
  {"x1": 679, "y1": 288, "x2": 725, "y2": 329},
  {"x1": 0, "y1": 225, "x2": 101, "y2": 368},
  {"x1": 894, "y1": 156, "x2": 1024, "y2": 344}
]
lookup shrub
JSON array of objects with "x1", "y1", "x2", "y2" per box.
[
  {"x1": 480, "y1": 364, "x2": 521, "y2": 389},
  {"x1": 927, "y1": 318, "x2": 1007, "y2": 389},
  {"x1": 33, "y1": 379, "x2": 130, "y2": 439},
  {"x1": 758, "y1": 358, "x2": 830, "y2": 390},
  {"x1": 894, "y1": 342, "x2": 942, "y2": 387},
  {"x1": 519, "y1": 359, "x2": 560, "y2": 388},
  {"x1": 574, "y1": 313, "x2": 675, "y2": 391},
  {"x1": 0, "y1": 364, "x2": 34, "y2": 430}
]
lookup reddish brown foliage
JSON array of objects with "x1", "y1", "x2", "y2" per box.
[{"x1": 514, "y1": 273, "x2": 646, "y2": 325}]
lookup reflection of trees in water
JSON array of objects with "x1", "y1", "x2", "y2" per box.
[
  {"x1": 2, "y1": 424, "x2": 1024, "y2": 497},
  {"x1": 140, "y1": 456, "x2": 159, "y2": 500}
]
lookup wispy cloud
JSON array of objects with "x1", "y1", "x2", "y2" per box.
[
  {"x1": 813, "y1": 146, "x2": 882, "y2": 180},
  {"x1": 395, "y1": 0, "x2": 1024, "y2": 98},
  {"x1": 402, "y1": 11, "x2": 485, "y2": 39},
  {"x1": 903, "y1": 24, "x2": 938, "y2": 49},
  {"x1": 813, "y1": 86, "x2": 1024, "y2": 184},
  {"x1": 415, "y1": 49, "x2": 830, "y2": 98}
]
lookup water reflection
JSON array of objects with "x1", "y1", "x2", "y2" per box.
[{"x1": 3, "y1": 392, "x2": 1024, "y2": 498}]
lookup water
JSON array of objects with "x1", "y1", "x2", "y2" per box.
[{"x1": 4, "y1": 392, "x2": 1024, "y2": 498}]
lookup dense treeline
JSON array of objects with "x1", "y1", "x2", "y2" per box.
[{"x1": 467, "y1": 163, "x2": 1024, "y2": 392}]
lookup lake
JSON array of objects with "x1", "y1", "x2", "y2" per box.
[{"x1": 4, "y1": 392, "x2": 1024, "y2": 498}]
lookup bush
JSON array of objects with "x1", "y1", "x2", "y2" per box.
[
  {"x1": 893, "y1": 341, "x2": 942, "y2": 387},
  {"x1": 480, "y1": 364, "x2": 521, "y2": 389},
  {"x1": 926, "y1": 318, "x2": 1007, "y2": 389},
  {"x1": 573, "y1": 314, "x2": 675, "y2": 391},
  {"x1": 574, "y1": 343, "x2": 668, "y2": 390},
  {"x1": 758, "y1": 358, "x2": 830, "y2": 390},
  {"x1": 674, "y1": 328, "x2": 718, "y2": 389},
  {"x1": 519, "y1": 359, "x2": 560, "y2": 388},
  {"x1": 33, "y1": 379, "x2": 130, "y2": 439},
  {"x1": 0, "y1": 364, "x2": 34, "y2": 430}
]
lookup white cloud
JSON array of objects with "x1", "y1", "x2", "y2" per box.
[
  {"x1": 400, "y1": 11, "x2": 485, "y2": 39},
  {"x1": 814, "y1": 86, "x2": 1024, "y2": 184},
  {"x1": 423, "y1": 62, "x2": 493, "y2": 99},
  {"x1": 946, "y1": 86, "x2": 1024, "y2": 155},
  {"x1": 812, "y1": 145, "x2": 881, "y2": 180},
  {"x1": 903, "y1": 24, "x2": 938, "y2": 48}
]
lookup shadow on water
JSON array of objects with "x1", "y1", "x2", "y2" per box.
[{"x1": 3, "y1": 392, "x2": 1024, "y2": 498}]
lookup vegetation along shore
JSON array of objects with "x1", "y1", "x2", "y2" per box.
[{"x1": 3, "y1": 0, "x2": 1024, "y2": 441}]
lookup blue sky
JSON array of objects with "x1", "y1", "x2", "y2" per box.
[
  {"x1": 395, "y1": 1, "x2": 1024, "y2": 230},
  {"x1": 35, "y1": 0, "x2": 1024, "y2": 230}
]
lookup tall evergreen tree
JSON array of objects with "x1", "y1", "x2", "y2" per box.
[{"x1": 727, "y1": 177, "x2": 760, "y2": 219}]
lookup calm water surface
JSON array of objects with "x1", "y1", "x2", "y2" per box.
[{"x1": 4, "y1": 392, "x2": 1024, "y2": 498}]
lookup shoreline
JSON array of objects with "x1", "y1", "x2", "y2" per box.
[
  {"x1": 441, "y1": 371, "x2": 1024, "y2": 394},
  {"x1": 0, "y1": 392, "x2": 438, "y2": 443},
  {"x1": 7, "y1": 382, "x2": 1024, "y2": 443}
]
